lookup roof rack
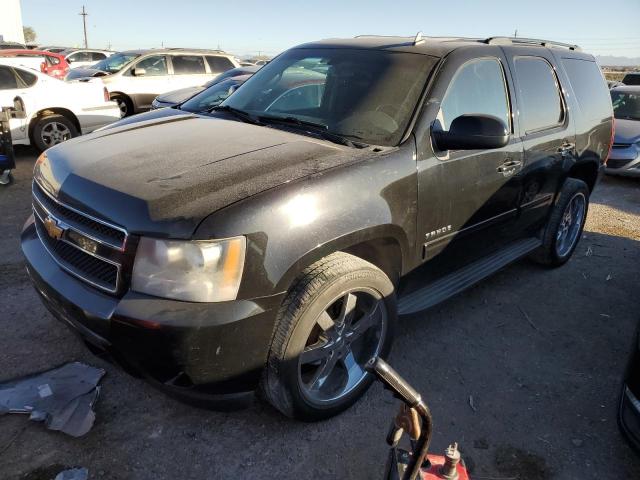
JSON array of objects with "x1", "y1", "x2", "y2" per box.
[
  {"x1": 353, "y1": 32, "x2": 426, "y2": 46},
  {"x1": 164, "y1": 47, "x2": 227, "y2": 53},
  {"x1": 484, "y1": 37, "x2": 581, "y2": 51}
]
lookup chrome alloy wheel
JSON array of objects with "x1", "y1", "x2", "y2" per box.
[
  {"x1": 555, "y1": 192, "x2": 586, "y2": 257},
  {"x1": 298, "y1": 288, "x2": 387, "y2": 405},
  {"x1": 40, "y1": 121, "x2": 72, "y2": 147}
]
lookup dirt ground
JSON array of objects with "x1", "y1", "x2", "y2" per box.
[{"x1": 1, "y1": 147, "x2": 639, "y2": 480}]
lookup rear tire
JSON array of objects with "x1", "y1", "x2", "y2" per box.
[
  {"x1": 32, "y1": 114, "x2": 78, "y2": 152},
  {"x1": 530, "y1": 178, "x2": 589, "y2": 267},
  {"x1": 113, "y1": 94, "x2": 133, "y2": 118},
  {"x1": 260, "y1": 252, "x2": 396, "y2": 421}
]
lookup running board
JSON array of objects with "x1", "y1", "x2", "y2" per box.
[{"x1": 397, "y1": 237, "x2": 542, "y2": 315}]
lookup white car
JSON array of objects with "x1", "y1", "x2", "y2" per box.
[
  {"x1": 0, "y1": 61, "x2": 121, "y2": 150},
  {"x1": 61, "y1": 49, "x2": 113, "y2": 69}
]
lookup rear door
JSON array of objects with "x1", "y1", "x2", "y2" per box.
[
  {"x1": 0, "y1": 66, "x2": 33, "y2": 142},
  {"x1": 123, "y1": 54, "x2": 170, "y2": 110},
  {"x1": 169, "y1": 55, "x2": 209, "y2": 90},
  {"x1": 501, "y1": 47, "x2": 576, "y2": 233}
]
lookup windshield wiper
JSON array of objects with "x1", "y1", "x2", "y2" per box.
[
  {"x1": 210, "y1": 105, "x2": 262, "y2": 125},
  {"x1": 258, "y1": 115, "x2": 369, "y2": 148}
]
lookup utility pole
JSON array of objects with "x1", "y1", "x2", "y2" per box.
[
  {"x1": 514, "y1": 29, "x2": 518, "y2": 38},
  {"x1": 79, "y1": 6, "x2": 89, "y2": 48}
]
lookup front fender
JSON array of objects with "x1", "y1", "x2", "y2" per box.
[{"x1": 195, "y1": 141, "x2": 418, "y2": 299}]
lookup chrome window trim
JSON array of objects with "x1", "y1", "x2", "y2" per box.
[{"x1": 33, "y1": 179, "x2": 128, "y2": 251}]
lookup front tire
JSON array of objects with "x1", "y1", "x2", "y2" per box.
[
  {"x1": 530, "y1": 178, "x2": 589, "y2": 267},
  {"x1": 260, "y1": 252, "x2": 396, "y2": 421},
  {"x1": 113, "y1": 94, "x2": 133, "y2": 118}
]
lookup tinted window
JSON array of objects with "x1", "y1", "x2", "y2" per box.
[
  {"x1": 91, "y1": 52, "x2": 107, "y2": 61},
  {"x1": 514, "y1": 57, "x2": 563, "y2": 133},
  {"x1": 206, "y1": 56, "x2": 234, "y2": 73},
  {"x1": 13, "y1": 68, "x2": 37, "y2": 87},
  {"x1": 561, "y1": 58, "x2": 611, "y2": 121},
  {"x1": 93, "y1": 52, "x2": 139, "y2": 73},
  {"x1": 47, "y1": 55, "x2": 60, "y2": 66},
  {"x1": 172, "y1": 55, "x2": 206, "y2": 74},
  {"x1": 438, "y1": 58, "x2": 510, "y2": 131},
  {"x1": 0, "y1": 66, "x2": 17, "y2": 89},
  {"x1": 134, "y1": 55, "x2": 167, "y2": 76},
  {"x1": 225, "y1": 48, "x2": 437, "y2": 146},
  {"x1": 610, "y1": 91, "x2": 640, "y2": 121},
  {"x1": 182, "y1": 78, "x2": 245, "y2": 112},
  {"x1": 68, "y1": 51, "x2": 92, "y2": 62},
  {"x1": 622, "y1": 74, "x2": 640, "y2": 86}
]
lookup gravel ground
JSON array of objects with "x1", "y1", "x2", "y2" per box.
[{"x1": 1, "y1": 148, "x2": 639, "y2": 480}]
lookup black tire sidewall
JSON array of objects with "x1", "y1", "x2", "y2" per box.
[
  {"x1": 280, "y1": 268, "x2": 396, "y2": 420},
  {"x1": 114, "y1": 95, "x2": 133, "y2": 117},
  {"x1": 33, "y1": 115, "x2": 78, "y2": 152}
]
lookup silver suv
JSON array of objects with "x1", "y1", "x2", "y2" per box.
[{"x1": 98, "y1": 48, "x2": 239, "y2": 116}]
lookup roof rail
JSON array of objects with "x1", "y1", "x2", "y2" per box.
[
  {"x1": 164, "y1": 47, "x2": 227, "y2": 53},
  {"x1": 484, "y1": 36, "x2": 581, "y2": 51}
]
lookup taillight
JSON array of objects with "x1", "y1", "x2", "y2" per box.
[
  {"x1": 103, "y1": 87, "x2": 110, "y2": 103},
  {"x1": 604, "y1": 117, "x2": 615, "y2": 166}
]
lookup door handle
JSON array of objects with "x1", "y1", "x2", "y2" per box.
[{"x1": 497, "y1": 159, "x2": 522, "y2": 176}]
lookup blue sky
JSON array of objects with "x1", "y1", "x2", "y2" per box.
[{"x1": 22, "y1": 0, "x2": 640, "y2": 58}]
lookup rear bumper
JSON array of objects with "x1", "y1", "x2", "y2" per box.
[
  {"x1": 605, "y1": 145, "x2": 640, "y2": 177},
  {"x1": 21, "y1": 218, "x2": 283, "y2": 404}
]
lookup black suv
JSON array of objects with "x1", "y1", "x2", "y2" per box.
[{"x1": 22, "y1": 35, "x2": 613, "y2": 420}]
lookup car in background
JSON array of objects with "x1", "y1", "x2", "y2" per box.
[
  {"x1": 39, "y1": 46, "x2": 68, "y2": 54},
  {"x1": 619, "y1": 323, "x2": 640, "y2": 452},
  {"x1": 608, "y1": 80, "x2": 625, "y2": 89},
  {"x1": 96, "y1": 48, "x2": 239, "y2": 116},
  {"x1": 60, "y1": 49, "x2": 113, "y2": 69},
  {"x1": 0, "y1": 50, "x2": 69, "y2": 80},
  {"x1": 151, "y1": 65, "x2": 260, "y2": 109},
  {"x1": 607, "y1": 86, "x2": 640, "y2": 177},
  {"x1": 0, "y1": 42, "x2": 26, "y2": 50},
  {"x1": 622, "y1": 72, "x2": 640, "y2": 86},
  {"x1": 0, "y1": 61, "x2": 120, "y2": 150},
  {"x1": 65, "y1": 51, "x2": 141, "y2": 80}
]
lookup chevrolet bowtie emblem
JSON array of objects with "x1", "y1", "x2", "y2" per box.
[{"x1": 43, "y1": 215, "x2": 65, "y2": 240}]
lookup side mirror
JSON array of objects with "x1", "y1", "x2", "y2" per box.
[
  {"x1": 433, "y1": 114, "x2": 509, "y2": 151},
  {"x1": 132, "y1": 68, "x2": 146, "y2": 77},
  {"x1": 11, "y1": 96, "x2": 26, "y2": 119}
]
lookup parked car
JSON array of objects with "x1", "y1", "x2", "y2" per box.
[
  {"x1": 608, "y1": 80, "x2": 625, "y2": 89},
  {"x1": 150, "y1": 66, "x2": 260, "y2": 109},
  {"x1": 21, "y1": 35, "x2": 613, "y2": 420},
  {"x1": 60, "y1": 49, "x2": 113, "y2": 69},
  {"x1": 64, "y1": 51, "x2": 142, "y2": 81},
  {"x1": 619, "y1": 323, "x2": 640, "y2": 452},
  {"x1": 606, "y1": 86, "x2": 640, "y2": 177},
  {"x1": 39, "y1": 46, "x2": 69, "y2": 54},
  {"x1": 622, "y1": 72, "x2": 640, "y2": 86},
  {"x1": 0, "y1": 49, "x2": 69, "y2": 80},
  {"x1": 87, "y1": 48, "x2": 239, "y2": 117},
  {"x1": 0, "y1": 61, "x2": 120, "y2": 150},
  {"x1": 0, "y1": 42, "x2": 26, "y2": 50}
]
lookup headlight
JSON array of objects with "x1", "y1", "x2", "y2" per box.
[{"x1": 131, "y1": 236, "x2": 246, "y2": 302}]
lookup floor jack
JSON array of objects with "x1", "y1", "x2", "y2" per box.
[
  {"x1": 0, "y1": 105, "x2": 17, "y2": 186},
  {"x1": 367, "y1": 358, "x2": 471, "y2": 480}
]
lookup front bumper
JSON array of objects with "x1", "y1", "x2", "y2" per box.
[
  {"x1": 605, "y1": 144, "x2": 640, "y2": 178},
  {"x1": 21, "y1": 218, "x2": 283, "y2": 404}
]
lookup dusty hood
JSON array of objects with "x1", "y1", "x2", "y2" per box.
[
  {"x1": 35, "y1": 113, "x2": 373, "y2": 238},
  {"x1": 614, "y1": 118, "x2": 640, "y2": 144}
]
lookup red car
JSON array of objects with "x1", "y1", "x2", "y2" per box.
[{"x1": 0, "y1": 49, "x2": 69, "y2": 80}]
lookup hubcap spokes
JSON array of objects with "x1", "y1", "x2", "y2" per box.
[
  {"x1": 41, "y1": 122, "x2": 71, "y2": 146},
  {"x1": 299, "y1": 290, "x2": 386, "y2": 403},
  {"x1": 556, "y1": 193, "x2": 585, "y2": 257}
]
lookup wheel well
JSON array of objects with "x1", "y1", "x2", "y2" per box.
[
  {"x1": 567, "y1": 162, "x2": 599, "y2": 192},
  {"x1": 342, "y1": 237, "x2": 403, "y2": 285},
  {"x1": 29, "y1": 108, "x2": 81, "y2": 140}
]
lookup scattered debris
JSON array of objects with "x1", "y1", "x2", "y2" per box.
[
  {"x1": 585, "y1": 246, "x2": 593, "y2": 257},
  {"x1": 518, "y1": 306, "x2": 539, "y2": 332},
  {"x1": 606, "y1": 274, "x2": 612, "y2": 281},
  {"x1": 581, "y1": 272, "x2": 587, "y2": 280},
  {"x1": 54, "y1": 468, "x2": 89, "y2": 480},
  {"x1": 571, "y1": 438, "x2": 584, "y2": 447},
  {"x1": 0, "y1": 362, "x2": 105, "y2": 437},
  {"x1": 469, "y1": 395, "x2": 477, "y2": 412},
  {"x1": 599, "y1": 313, "x2": 611, "y2": 318}
]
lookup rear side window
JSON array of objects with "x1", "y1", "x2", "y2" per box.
[
  {"x1": 13, "y1": 68, "x2": 37, "y2": 87},
  {"x1": 68, "y1": 51, "x2": 92, "y2": 62},
  {"x1": 206, "y1": 56, "x2": 234, "y2": 73},
  {"x1": 438, "y1": 58, "x2": 511, "y2": 131},
  {"x1": 91, "y1": 52, "x2": 107, "y2": 61},
  {"x1": 514, "y1": 57, "x2": 563, "y2": 133},
  {"x1": 47, "y1": 55, "x2": 60, "y2": 66},
  {"x1": 561, "y1": 58, "x2": 611, "y2": 121},
  {"x1": 172, "y1": 55, "x2": 206, "y2": 74},
  {"x1": 0, "y1": 66, "x2": 17, "y2": 89}
]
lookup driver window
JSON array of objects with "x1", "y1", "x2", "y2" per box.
[
  {"x1": 438, "y1": 58, "x2": 510, "y2": 131},
  {"x1": 133, "y1": 56, "x2": 167, "y2": 76}
]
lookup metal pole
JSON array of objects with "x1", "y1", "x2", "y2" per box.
[{"x1": 79, "y1": 6, "x2": 89, "y2": 48}]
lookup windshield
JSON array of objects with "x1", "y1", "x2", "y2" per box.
[
  {"x1": 611, "y1": 90, "x2": 640, "y2": 121},
  {"x1": 91, "y1": 52, "x2": 139, "y2": 73},
  {"x1": 182, "y1": 77, "x2": 248, "y2": 112},
  {"x1": 222, "y1": 48, "x2": 437, "y2": 146}
]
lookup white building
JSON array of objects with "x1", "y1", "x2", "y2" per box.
[{"x1": 0, "y1": 0, "x2": 25, "y2": 44}]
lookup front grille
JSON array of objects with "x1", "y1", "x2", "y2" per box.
[
  {"x1": 32, "y1": 180, "x2": 128, "y2": 294},
  {"x1": 607, "y1": 158, "x2": 634, "y2": 169},
  {"x1": 33, "y1": 182, "x2": 126, "y2": 250}
]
